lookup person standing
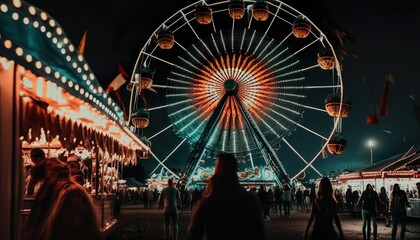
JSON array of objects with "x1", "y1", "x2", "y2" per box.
[
  {"x1": 24, "y1": 157, "x2": 102, "y2": 240},
  {"x1": 25, "y1": 148, "x2": 46, "y2": 196},
  {"x1": 390, "y1": 183, "x2": 411, "y2": 240},
  {"x1": 258, "y1": 185, "x2": 270, "y2": 221},
  {"x1": 273, "y1": 185, "x2": 283, "y2": 216},
  {"x1": 358, "y1": 184, "x2": 383, "y2": 240},
  {"x1": 303, "y1": 177, "x2": 344, "y2": 240},
  {"x1": 158, "y1": 178, "x2": 182, "y2": 240},
  {"x1": 345, "y1": 185, "x2": 354, "y2": 214},
  {"x1": 283, "y1": 183, "x2": 292, "y2": 219},
  {"x1": 187, "y1": 152, "x2": 264, "y2": 240},
  {"x1": 378, "y1": 186, "x2": 390, "y2": 227}
]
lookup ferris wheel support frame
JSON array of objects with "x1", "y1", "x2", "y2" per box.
[
  {"x1": 180, "y1": 93, "x2": 229, "y2": 186},
  {"x1": 235, "y1": 95, "x2": 289, "y2": 185}
]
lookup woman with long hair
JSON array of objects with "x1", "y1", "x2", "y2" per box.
[
  {"x1": 303, "y1": 177, "x2": 344, "y2": 240},
  {"x1": 24, "y1": 157, "x2": 102, "y2": 240},
  {"x1": 187, "y1": 152, "x2": 265, "y2": 240},
  {"x1": 390, "y1": 183, "x2": 411, "y2": 240}
]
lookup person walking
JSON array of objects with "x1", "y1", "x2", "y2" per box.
[
  {"x1": 390, "y1": 183, "x2": 411, "y2": 240},
  {"x1": 358, "y1": 184, "x2": 383, "y2": 240},
  {"x1": 187, "y1": 152, "x2": 264, "y2": 240},
  {"x1": 303, "y1": 177, "x2": 344, "y2": 240},
  {"x1": 158, "y1": 178, "x2": 182, "y2": 240}
]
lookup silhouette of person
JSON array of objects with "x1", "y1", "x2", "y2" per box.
[
  {"x1": 187, "y1": 152, "x2": 265, "y2": 240},
  {"x1": 24, "y1": 157, "x2": 102, "y2": 240},
  {"x1": 158, "y1": 178, "x2": 182, "y2": 240},
  {"x1": 25, "y1": 148, "x2": 46, "y2": 196},
  {"x1": 358, "y1": 183, "x2": 383, "y2": 240},
  {"x1": 303, "y1": 177, "x2": 344, "y2": 240},
  {"x1": 390, "y1": 183, "x2": 411, "y2": 240}
]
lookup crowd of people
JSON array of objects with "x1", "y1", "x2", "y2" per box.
[{"x1": 22, "y1": 148, "x2": 417, "y2": 240}]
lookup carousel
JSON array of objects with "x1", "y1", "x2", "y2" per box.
[{"x1": 0, "y1": 0, "x2": 150, "y2": 238}]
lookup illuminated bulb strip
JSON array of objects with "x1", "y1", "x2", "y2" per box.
[
  {"x1": 0, "y1": 2, "x2": 122, "y2": 122},
  {"x1": 239, "y1": 29, "x2": 246, "y2": 51},
  {"x1": 241, "y1": 129, "x2": 251, "y2": 152},
  {"x1": 265, "y1": 47, "x2": 288, "y2": 64},
  {"x1": 256, "y1": 38, "x2": 274, "y2": 59},
  {"x1": 173, "y1": 63, "x2": 195, "y2": 75},
  {"x1": 232, "y1": 131, "x2": 237, "y2": 153},
  {"x1": 179, "y1": 56, "x2": 200, "y2": 70},
  {"x1": 186, "y1": 48, "x2": 203, "y2": 65},
  {"x1": 191, "y1": 44, "x2": 209, "y2": 64},
  {"x1": 169, "y1": 73, "x2": 193, "y2": 82},
  {"x1": 149, "y1": 99, "x2": 190, "y2": 111},
  {"x1": 245, "y1": 30, "x2": 257, "y2": 54},
  {"x1": 149, "y1": 123, "x2": 174, "y2": 140},
  {"x1": 219, "y1": 30, "x2": 227, "y2": 53},
  {"x1": 221, "y1": 130, "x2": 228, "y2": 151},
  {"x1": 206, "y1": 33, "x2": 219, "y2": 56},
  {"x1": 271, "y1": 60, "x2": 299, "y2": 73},
  {"x1": 270, "y1": 102, "x2": 301, "y2": 115},
  {"x1": 275, "y1": 76, "x2": 305, "y2": 83}
]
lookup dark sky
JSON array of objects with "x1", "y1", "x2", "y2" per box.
[{"x1": 25, "y1": 0, "x2": 420, "y2": 180}]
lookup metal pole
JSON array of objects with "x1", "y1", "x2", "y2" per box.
[{"x1": 370, "y1": 147, "x2": 373, "y2": 165}]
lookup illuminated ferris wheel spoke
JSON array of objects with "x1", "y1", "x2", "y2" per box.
[
  {"x1": 245, "y1": 30, "x2": 257, "y2": 54},
  {"x1": 149, "y1": 138, "x2": 188, "y2": 177},
  {"x1": 149, "y1": 150, "x2": 179, "y2": 178},
  {"x1": 149, "y1": 124, "x2": 174, "y2": 140},
  {"x1": 264, "y1": 1, "x2": 283, "y2": 36},
  {"x1": 282, "y1": 138, "x2": 323, "y2": 177},
  {"x1": 256, "y1": 38, "x2": 275, "y2": 59},
  {"x1": 295, "y1": 122, "x2": 328, "y2": 141},
  {"x1": 306, "y1": 84, "x2": 342, "y2": 89}
]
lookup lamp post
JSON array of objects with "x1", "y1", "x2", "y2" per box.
[{"x1": 367, "y1": 139, "x2": 375, "y2": 165}]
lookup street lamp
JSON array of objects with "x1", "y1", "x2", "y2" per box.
[{"x1": 367, "y1": 139, "x2": 376, "y2": 165}]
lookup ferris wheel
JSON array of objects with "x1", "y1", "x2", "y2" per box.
[{"x1": 127, "y1": 0, "x2": 351, "y2": 186}]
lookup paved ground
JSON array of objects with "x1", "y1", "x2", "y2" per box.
[{"x1": 110, "y1": 204, "x2": 420, "y2": 240}]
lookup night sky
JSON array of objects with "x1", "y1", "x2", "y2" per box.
[{"x1": 25, "y1": 0, "x2": 420, "y2": 181}]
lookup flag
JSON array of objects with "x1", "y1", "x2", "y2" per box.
[
  {"x1": 378, "y1": 69, "x2": 394, "y2": 116},
  {"x1": 77, "y1": 30, "x2": 87, "y2": 56},
  {"x1": 105, "y1": 66, "x2": 127, "y2": 93},
  {"x1": 409, "y1": 95, "x2": 420, "y2": 123},
  {"x1": 106, "y1": 64, "x2": 128, "y2": 120}
]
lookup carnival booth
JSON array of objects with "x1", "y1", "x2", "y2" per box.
[
  {"x1": 0, "y1": 0, "x2": 150, "y2": 238},
  {"x1": 337, "y1": 144, "x2": 420, "y2": 217}
]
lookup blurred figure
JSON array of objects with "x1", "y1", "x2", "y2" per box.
[
  {"x1": 345, "y1": 185, "x2": 354, "y2": 214},
  {"x1": 258, "y1": 185, "x2": 270, "y2": 221},
  {"x1": 25, "y1": 148, "x2": 46, "y2": 196},
  {"x1": 378, "y1": 186, "x2": 390, "y2": 227},
  {"x1": 335, "y1": 189, "x2": 344, "y2": 213},
  {"x1": 188, "y1": 152, "x2": 264, "y2": 240},
  {"x1": 24, "y1": 157, "x2": 102, "y2": 240},
  {"x1": 303, "y1": 177, "x2": 344, "y2": 240},
  {"x1": 66, "y1": 154, "x2": 85, "y2": 186},
  {"x1": 358, "y1": 184, "x2": 383, "y2": 240},
  {"x1": 158, "y1": 178, "x2": 182, "y2": 240},
  {"x1": 390, "y1": 183, "x2": 411, "y2": 240},
  {"x1": 283, "y1": 183, "x2": 292, "y2": 219}
]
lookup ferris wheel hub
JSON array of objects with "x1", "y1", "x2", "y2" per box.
[{"x1": 223, "y1": 79, "x2": 238, "y2": 94}]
